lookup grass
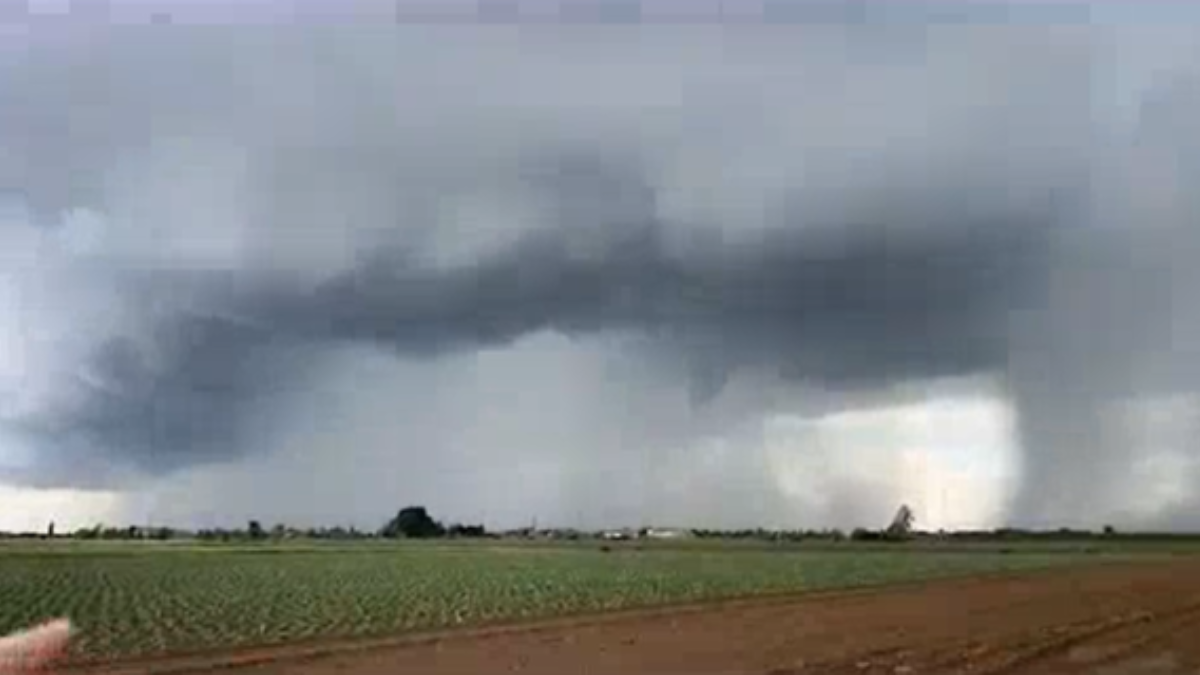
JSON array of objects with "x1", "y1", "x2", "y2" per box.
[{"x1": 0, "y1": 539, "x2": 1170, "y2": 663}]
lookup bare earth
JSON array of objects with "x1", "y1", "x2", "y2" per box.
[{"x1": 74, "y1": 558, "x2": 1200, "y2": 675}]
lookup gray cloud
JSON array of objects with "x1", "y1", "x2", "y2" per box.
[{"x1": 1, "y1": 16, "x2": 1199, "y2": 529}]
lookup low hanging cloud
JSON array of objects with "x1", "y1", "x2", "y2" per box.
[{"x1": 2, "y1": 11, "x2": 1200, "y2": 529}]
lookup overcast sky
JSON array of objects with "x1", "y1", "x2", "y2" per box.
[{"x1": 2, "y1": 1, "x2": 1200, "y2": 533}]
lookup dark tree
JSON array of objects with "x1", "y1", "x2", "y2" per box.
[
  {"x1": 248, "y1": 520, "x2": 266, "y2": 540},
  {"x1": 447, "y1": 523, "x2": 487, "y2": 538},
  {"x1": 381, "y1": 506, "x2": 445, "y2": 539},
  {"x1": 851, "y1": 527, "x2": 882, "y2": 542}
]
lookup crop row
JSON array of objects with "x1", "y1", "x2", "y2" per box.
[{"x1": 0, "y1": 545, "x2": 1100, "y2": 662}]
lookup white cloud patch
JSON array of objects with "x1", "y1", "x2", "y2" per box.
[
  {"x1": 0, "y1": 483, "x2": 123, "y2": 533},
  {"x1": 1109, "y1": 394, "x2": 1200, "y2": 524},
  {"x1": 767, "y1": 384, "x2": 1018, "y2": 531}
]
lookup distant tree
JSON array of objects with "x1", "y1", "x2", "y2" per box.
[
  {"x1": 1103, "y1": 524, "x2": 1116, "y2": 536},
  {"x1": 447, "y1": 523, "x2": 487, "y2": 538},
  {"x1": 198, "y1": 528, "x2": 231, "y2": 542},
  {"x1": 47, "y1": 521, "x2": 55, "y2": 538},
  {"x1": 851, "y1": 528, "x2": 882, "y2": 542},
  {"x1": 381, "y1": 506, "x2": 445, "y2": 539},
  {"x1": 247, "y1": 520, "x2": 266, "y2": 540}
]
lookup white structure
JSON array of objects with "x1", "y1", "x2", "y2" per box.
[{"x1": 643, "y1": 528, "x2": 691, "y2": 540}]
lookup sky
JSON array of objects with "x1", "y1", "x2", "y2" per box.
[{"x1": 2, "y1": 1, "x2": 1200, "y2": 533}]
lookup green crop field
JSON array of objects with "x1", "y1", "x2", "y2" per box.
[{"x1": 0, "y1": 541, "x2": 1162, "y2": 663}]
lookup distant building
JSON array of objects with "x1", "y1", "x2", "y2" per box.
[{"x1": 642, "y1": 527, "x2": 692, "y2": 540}]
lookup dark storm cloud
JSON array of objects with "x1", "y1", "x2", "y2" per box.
[
  {"x1": 2, "y1": 15, "x2": 1198, "y2": 529},
  {"x1": 7, "y1": 311, "x2": 324, "y2": 488},
  {"x1": 255, "y1": 143, "x2": 1062, "y2": 380},
  {"x1": 9, "y1": 160, "x2": 1059, "y2": 483}
]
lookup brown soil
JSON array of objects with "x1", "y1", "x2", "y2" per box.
[{"x1": 66, "y1": 558, "x2": 1200, "y2": 675}]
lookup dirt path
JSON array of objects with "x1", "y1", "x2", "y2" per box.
[{"x1": 72, "y1": 558, "x2": 1200, "y2": 675}]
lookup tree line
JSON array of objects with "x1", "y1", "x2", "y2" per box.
[
  {"x1": 34, "y1": 506, "x2": 490, "y2": 542},
  {"x1": 6, "y1": 507, "x2": 1189, "y2": 544}
]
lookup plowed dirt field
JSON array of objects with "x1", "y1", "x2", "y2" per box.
[{"x1": 73, "y1": 558, "x2": 1200, "y2": 675}]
